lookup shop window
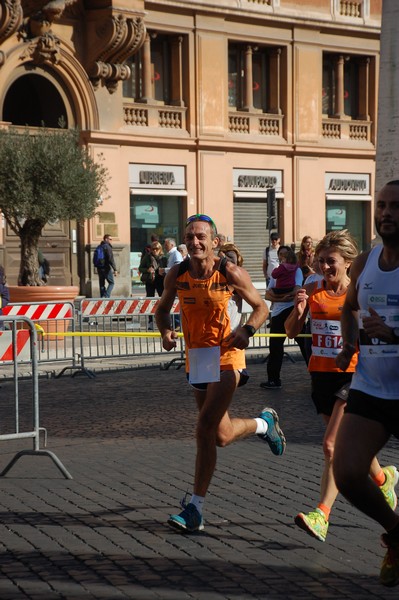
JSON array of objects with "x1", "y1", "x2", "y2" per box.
[
  {"x1": 322, "y1": 53, "x2": 371, "y2": 120},
  {"x1": 129, "y1": 194, "x2": 183, "y2": 253},
  {"x1": 228, "y1": 43, "x2": 280, "y2": 114},
  {"x1": 123, "y1": 33, "x2": 186, "y2": 107},
  {"x1": 326, "y1": 199, "x2": 369, "y2": 251}
]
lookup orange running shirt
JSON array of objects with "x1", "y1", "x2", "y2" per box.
[
  {"x1": 176, "y1": 262, "x2": 246, "y2": 372},
  {"x1": 308, "y1": 282, "x2": 358, "y2": 373}
]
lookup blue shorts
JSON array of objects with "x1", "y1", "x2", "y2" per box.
[{"x1": 187, "y1": 369, "x2": 249, "y2": 391}]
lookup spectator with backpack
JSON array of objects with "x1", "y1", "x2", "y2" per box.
[{"x1": 93, "y1": 234, "x2": 118, "y2": 298}]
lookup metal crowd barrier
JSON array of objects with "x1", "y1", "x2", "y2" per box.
[
  {"x1": 1, "y1": 297, "x2": 302, "y2": 377},
  {"x1": 2, "y1": 300, "x2": 77, "y2": 366},
  {"x1": 0, "y1": 316, "x2": 72, "y2": 479},
  {"x1": 73, "y1": 297, "x2": 184, "y2": 377}
]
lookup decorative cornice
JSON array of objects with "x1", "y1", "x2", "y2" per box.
[
  {"x1": 85, "y1": 9, "x2": 146, "y2": 94},
  {"x1": 0, "y1": 1, "x2": 146, "y2": 91}
]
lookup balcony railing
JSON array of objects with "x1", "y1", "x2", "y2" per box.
[
  {"x1": 123, "y1": 103, "x2": 187, "y2": 130},
  {"x1": 228, "y1": 112, "x2": 283, "y2": 137},
  {"x1": 322, "y1": 118, "x2": 371, "y2": 142},
  {"x1": 339, "y1": 1, "x2": 362, "y2": 18}
]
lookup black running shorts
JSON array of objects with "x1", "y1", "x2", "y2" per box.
[
  {"x1": 345, "y1": 389, "x2": 399, "y2": 438},
  {"x1": 310, "y1": 371, "x2": 353, "y2": 416}
]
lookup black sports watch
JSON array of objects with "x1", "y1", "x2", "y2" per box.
[
  {"x1": 392, "y1": 327, "x2": 399, "y2": 343},
  {"x1": 243, "y1": 324, "x2": 256, "y2": 337}
]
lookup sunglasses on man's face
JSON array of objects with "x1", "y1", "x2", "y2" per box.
[{"x1": 185, "y1": 214, "x2": 217, "y2": 233}]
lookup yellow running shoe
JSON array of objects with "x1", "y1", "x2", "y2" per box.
[
  {"x1": 381, "y1": 466, "x2": 399, "y2": 511},
  {"x1": 295, "y1": 508, "x2": 329, "y2": 542}
]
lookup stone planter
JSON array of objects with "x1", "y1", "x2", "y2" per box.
[{"x1": 8, "y1": 285, "x2": 79, "y2": 340}]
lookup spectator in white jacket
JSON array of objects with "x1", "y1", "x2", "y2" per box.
[{"x1": 159, "y1": 238, "x2": 183, "y2": 276}]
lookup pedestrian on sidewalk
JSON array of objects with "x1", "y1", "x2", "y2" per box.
[
  {"x1": 96, "y1": 234, "x2": 118, "y2": 298},
  {"x1": 333, "y1": 180, "x2": 399, "y2": 587},
  {"x1": 155, "y1": 213, "x2": 286, "y2": 533},
  {"x1": 139, "y1": 241, "x2": 167, "y2": 329},
  {"x1": 285, "y1": 229, "x2": 397, "y2": 544}
]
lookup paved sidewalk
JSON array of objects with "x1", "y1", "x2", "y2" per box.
[{"x1": 0, "y1": 356, "x2": 398, "y2": 599}]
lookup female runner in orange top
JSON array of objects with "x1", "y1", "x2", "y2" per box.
[{"x1": 285, "y1": 229, "x2": 398, "y2": 542}]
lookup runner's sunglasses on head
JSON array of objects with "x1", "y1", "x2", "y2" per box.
[{"x1": 185, "y1": 214, "x2": 218, "y2": 233}]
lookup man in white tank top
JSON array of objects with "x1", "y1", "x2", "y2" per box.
[{"x1": 333, "y1": 180, "x2": 399, "y2": 587}]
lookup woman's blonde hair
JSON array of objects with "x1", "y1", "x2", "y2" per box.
[
  {"x1": 315, "y1": 229, "x2": 358, "y2": 263},
  {"x1": 151, "y1": 242, "x2": 162, "y2": 252},
  {"x1": 218, "y1": 243, "x2": 244, "y2": 267}
]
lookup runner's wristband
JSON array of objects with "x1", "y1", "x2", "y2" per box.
[{"x1": 243, "y1": 324, "x2": 256, "y2": 337}]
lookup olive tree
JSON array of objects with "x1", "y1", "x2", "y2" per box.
[{"x1": 0, "y1": 126, "x2": 108, "y2": 285}]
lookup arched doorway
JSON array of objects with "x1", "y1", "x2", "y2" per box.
[
  {"x1": 1, "y1": 67, "x2": 77, "y2": 286},
  {"x1": 3, "y1": 73, "x2": 68, "y2": 128}
]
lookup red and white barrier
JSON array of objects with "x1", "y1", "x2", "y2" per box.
[
  {"x1": 80, "y1": 298, "x2": 180, "y2": 316},
  {"x1": 3, "y1": 302, "x2": 73, "y2": 320},
  {"x1": 0, "y1": 330, "x2": 30, "y2": 362}
]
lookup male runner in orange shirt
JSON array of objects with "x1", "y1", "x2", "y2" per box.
[{"x1": 155, "y1": 214, "x2": 286, "y2": 532}]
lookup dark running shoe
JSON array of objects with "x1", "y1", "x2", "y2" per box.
[
  {"x1": 167, "y1": 503, "x2": 204, "y2": 533},
  {"x1": 380, "y1": 532, "x2": 399, "y2": 587},
  {"x1": 260, "y1": 380, "x2": 282, "y2": 390}
]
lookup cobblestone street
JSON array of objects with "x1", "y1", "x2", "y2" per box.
[{"x1": 0, "y1": 358, "x2": 397, "y2": 599}]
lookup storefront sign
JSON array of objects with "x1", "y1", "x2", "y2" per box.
[
  {"x1": 129, "y1": 164, "x2": 185, "y2": 189},
  {"x1": 325, "y1": 172, "x2": 370, "y2": 194},
  {"x1": 233, "y1": 169, "x2": 283, "y2": 192}
]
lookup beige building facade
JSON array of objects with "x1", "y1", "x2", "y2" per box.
[{"x1": 0, "y1": 0, "x2": 382, "y2": 293}]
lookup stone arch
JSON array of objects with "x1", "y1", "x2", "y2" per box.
[
  {"x1": 3, "y1": 66, "x2": 72, "y2": 127},
  {"x1": 0, "y1": 40, "x2": 100, "y2": 286},
  {"x1": 0, "y1": 41, "x2": 99, "y2": 130}
]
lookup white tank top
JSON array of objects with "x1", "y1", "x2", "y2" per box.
[{"x1": 352, "y1": 245, "x2": 399, "y2": 399}]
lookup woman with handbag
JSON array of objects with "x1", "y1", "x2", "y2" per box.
[
  {"x1": 139, "y1": 241, "x2": 166, "y2": 297},
  {"x1": 139, "y1": 242, "x2": 167, "y2": 329}
]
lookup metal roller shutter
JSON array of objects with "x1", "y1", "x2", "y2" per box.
[{"x1": 233, "y1": 199, "x2": 269, "y2": 282}]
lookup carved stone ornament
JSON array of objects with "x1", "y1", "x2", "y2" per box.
[
  {"x1": 17, "y1": 0, "x2": 79, "y2": 65},
  {"x1": 0, "y1": 1, "x2": 146, "y2": 90},
  {"x1": 19, "y1": 28, "x2": 61, "y2": 63},
  {"x1": 0, "y1": 0, "x2": 23, "y2": 47},
  {"x1": 86, "y1": 11, "x2": 146, "y2": 93}
]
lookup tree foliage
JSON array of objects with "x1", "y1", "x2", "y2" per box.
[{"x1": 0, "y1": 126, "x2": 108, "y2": 285}]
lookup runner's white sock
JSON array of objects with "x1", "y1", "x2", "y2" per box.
[
  {"x1": 190, "y1": 494, "x2": 205, "y2": 515},
  {"x1": 254, "y1": 417, "x2": 268, "y2": 435}
]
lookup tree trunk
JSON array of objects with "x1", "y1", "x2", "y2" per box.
[{"x1": 18, "y1": 219, "x2": 45, "y2": 286}]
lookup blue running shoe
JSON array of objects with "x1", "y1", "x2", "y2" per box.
[
  {"x1": 258, "y1": 407, "x2": 286, "y2": 456},
  {"x1": 168, "y1": 503, "x2": 204, "y2": 533}
]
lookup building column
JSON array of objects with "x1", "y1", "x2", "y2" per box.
[
  {"x1": 170, "y1": 36, "x2": 184, "y2": 107},
  {"x1": 358, "y1": 57, "x2": 370, "y2": 121},
  {"x1": 140, "y1": 32, "x2": 153, "y2": 103},
  {"x1": 269, "y1": 48, "x2": 282, "y2": 114},
  {"x1": 243, "y1": 45, "x2": 254, "y2": 112},
  {"x1": 376, "y1": 0, "x2": 399, "y2": 189},
  {"x1": 334, "y1": 55, "x2": 345, "y2": 118}
]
